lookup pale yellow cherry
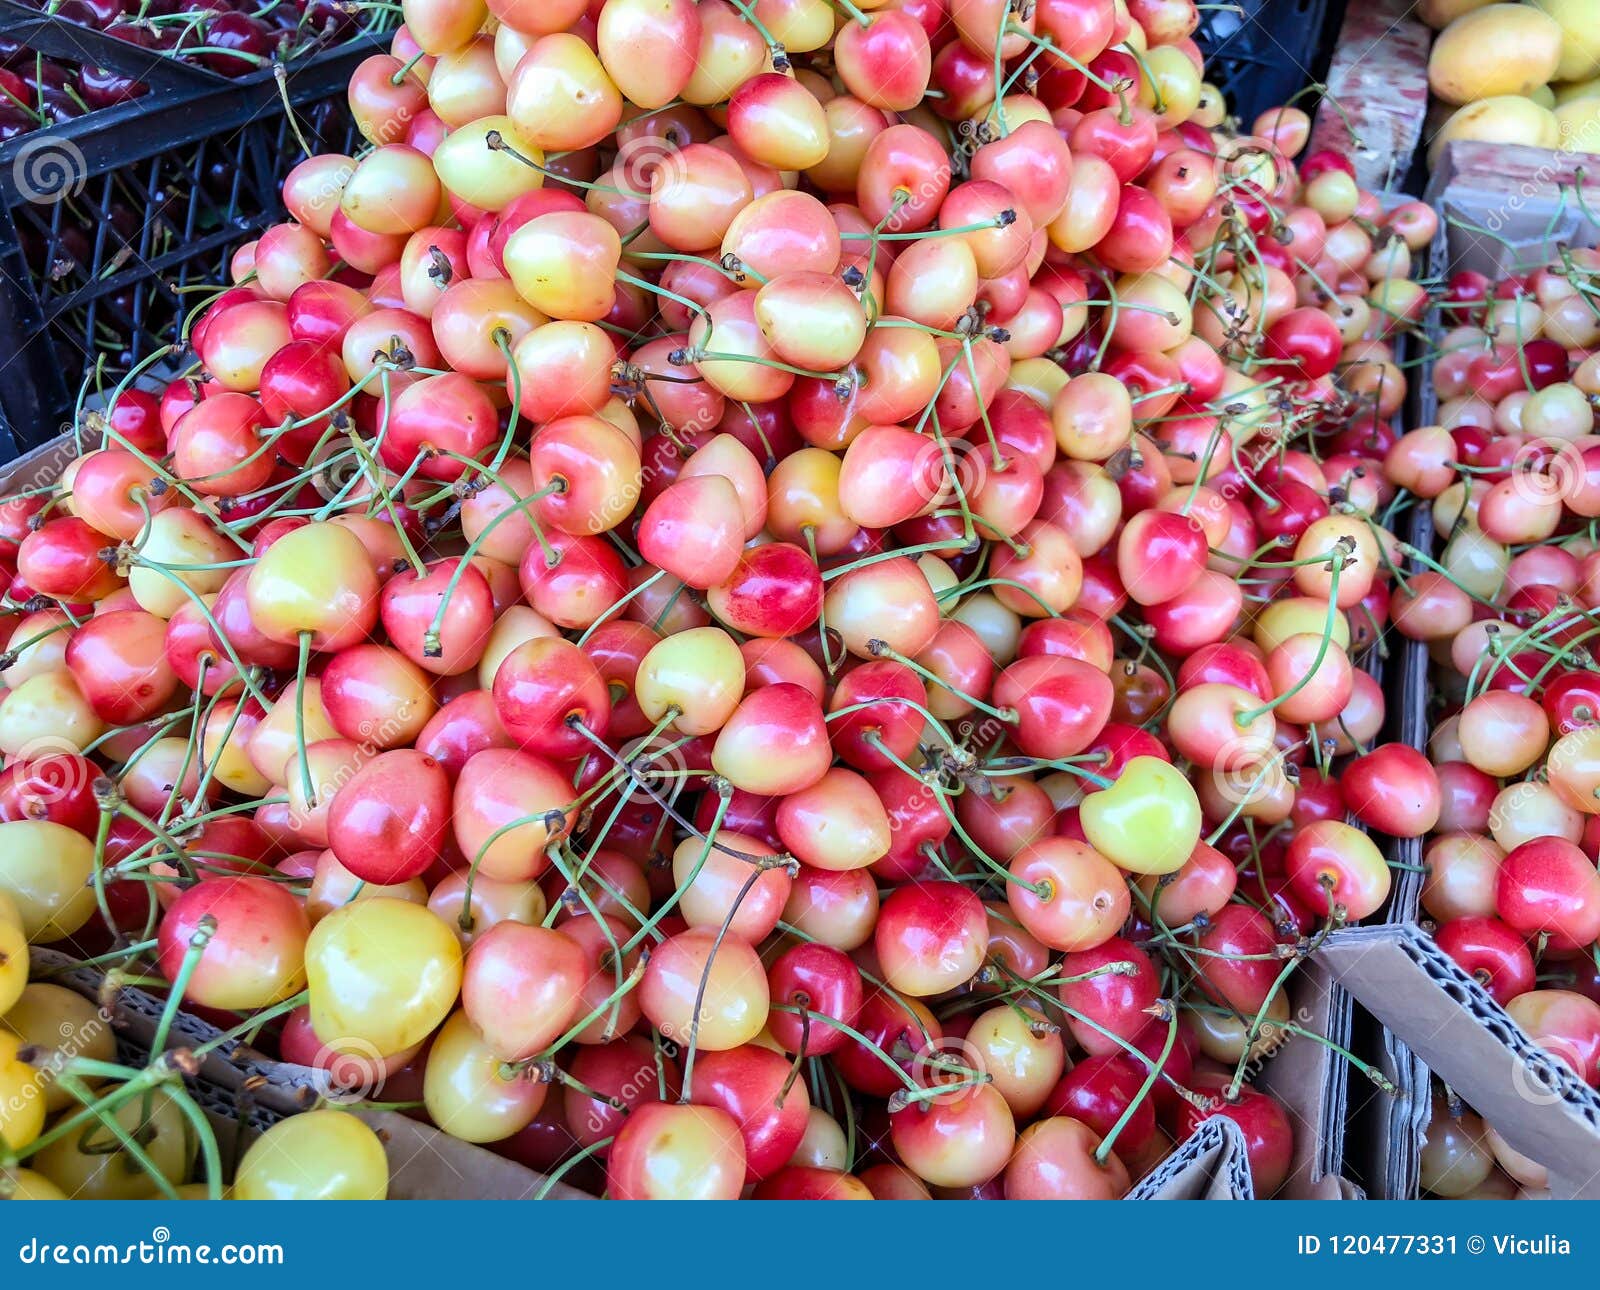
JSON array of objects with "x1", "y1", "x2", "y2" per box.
[
  {"x1": 29, "y1": 1088, "x2": 194, "y2": 1197},
  {"x1": 234, "y1": 1109, "x2": 389, "y2": 1200},
  {"x1": 775, "y1": 767, "x2": 891, "y2": 871},
  {"x1": 423, "y1": 1010, "x2": 548, "y2": 1144},
  {"x1": 305, "y1": 899, "x2": 462, "y2": 1056},
  {"x1": 635, "y1": 626, "x2": 746, "y2": 737},
  {"x1": 0, "y1": 821, "x2": 96, "y2": 942}
]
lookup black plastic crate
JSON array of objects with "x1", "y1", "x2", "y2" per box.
[
  {"x1": 1195, "y1": 0, "x2": 1341, "y2": 126},
  {"x1": 0, "y1": 7, "x2": 379, "y2": 455}
]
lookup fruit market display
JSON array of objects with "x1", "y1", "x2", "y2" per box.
[
  {"x1": 1397, "y1": 253, "x2": 1600, "y2": 1130},
  {"x1": 0, "y1": 0, "x2": 1461, "y2": 1201},
  {"x1": 1421, "y1": 0, "x2": 1600, "y2": 162}
]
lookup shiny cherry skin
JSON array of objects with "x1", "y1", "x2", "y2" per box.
[{"x1": 1434, "y1": 916, "x2": 1537, "y2": 1006}]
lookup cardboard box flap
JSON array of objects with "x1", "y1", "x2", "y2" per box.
[
  {"x1": 1319, "y1": 925, "x2": 1600, "y2": 1198},
  {"x1": 351, "y1": 1110, "x2": 592, "y2": 1200},
  {"x1": 0, "y1": 431, "x2": 82, "y2": 492},
  {"x1": 1308, "y1": 0, "x2": 1429, "y2": 192},
  {"x1": 1126, "y1": 1117, "x2": 1254, "y2": 1200},
  {"x1": 1371, "y1": 1036, "x2": 1429, "y2": 1200},
  {"x1": 1425, "y1": 140, "x2": 1600, "y2": 212},
  {"x1": 1254, "y1": 967, "x2": 1351, "y2": 1198},
  {"x1": 1427, "y1": 168, "x2": 1599, "y2": 280},
  {"x1": 30, "y1": 948, "x2": 594, "y2": 1200}
]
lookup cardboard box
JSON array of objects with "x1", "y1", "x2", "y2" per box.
[
  {"x1": 27, "y1": 947, "x2": 592, "y2": 1200},
  {"x1": 1394, "y1": 171, "x2": 1600, "y2": 1198},
  {"x1": 1127, "y1": 1117, "x2": 1255, "y2": 1200},
  {"x1": 1309, "y1": 0, "x2": 1430, "y2": 192},
  {"x1": 1425, "y1": 140, "x2": 1600, "y2": 220},
  {"x1": 1321, "y1": 926, "x2": 1600, "y2": 1199}
]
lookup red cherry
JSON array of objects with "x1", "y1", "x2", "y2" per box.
[
  {"x1": 766, "y1": 941, "x2": 865, "y2": 1057},
  {"x1": 993, "y1": 656, "x2": 1114, "y2": 760},
  {"x1": 327, "y1": 749, "x2": 450, "y2": 884},
  {"x1": 1055, "y1": 936, "x2": 1160, "y2": 1056},
  {"x1": 606, "y1": 1101, "x2": 745, "y2": 1200},
  {"x1": 1341, "y1": 743, "x2": 1442, "y2": 838},
  {"x1": 874, "y1": 880, "x2": 987, "y2": 997},
  {"x1": 0, "y1": 752, "x2": 101, "y2": 835},
  {"x1": 833, "y1": 990, "x2": 941, "y2": 1098},
  {"x1": 492, "y1": 637, "x2": 612, "y2": 759},
  {"x1": 1496, "y1": 837, "x2": 1600, "y2": 952},
  {"x1": 1042, "y1": 1054, "x2": 1156, "y2": 1155},
  {"x1": 564, "y1": 1036, "x2": 680, "y2": 1152},
  {"x1": 1176, "y1": 1081, "x2": 1294, "y2": 1197},
  {"x1": 688, "y1": 1044, "x2": 810, "y2": 1182},
  {"x1": 1434, "y1": 917, "x2": 1537, "y2": 1006},
  {"x1": 1194, "y1": 904, "x2": 1282, "y2": 1013},
  {"x1": 752, "y1": 1166, "x2": 874, "y2": 1200},
  {"x1": 155, "y1": 875, "x2": 309, "y2": 1012}
]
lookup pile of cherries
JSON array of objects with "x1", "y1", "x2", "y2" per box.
[
  {"x1": 0, "y1": 0, "x2": 1447, "y2": 1202},
  {"x1": 1386, "y1": 246, "x2": 1600, "y2": 1172}
]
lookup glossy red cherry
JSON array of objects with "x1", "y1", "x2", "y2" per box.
[
  {"x1": 765, "y1": 942, "x2": 865, "y2": 1057},
  {"x1": 1341, "y1": 743, "x2": 1442, "y2": 838},
  {"x1": 1434, "y1": 916, "x2": 1537, "y2": 1006},
  {"x1": 992, "y1": 656, "x2": 1114, "y2": 760},
  {"x1": 492, "y1": 637, "x2": 612, "y2": 759},
  {"x1": 1043, "y1": 1054, "x2": 1156, "y2": 1156},
  {"x1": 1496, "y1": 837, "x2": 1600, "y2": 952},
  {"x1": 689, "y1": 1044, "x2": 811, "y2": 1182},
  {"x1": 1177, "y1": 1081, "x2": 1294, "y2": 1197},
  {"x1": 1055, "y1": 937, "x2": 1160, "y2": 1057},
  {"x1": 327, "y1": 749, "x2": 451, "y2": 885}
]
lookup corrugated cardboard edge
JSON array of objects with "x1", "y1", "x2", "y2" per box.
[
  {"x1": 1254, "y1": 966, "x2": 1353, "y2": 1198},
  {"x1": 27, "y1": 946, "x2": 331, "y2": 1113},
  {"x1": 1126, "y1": 1117, "x2": 1254, "y2": 1200},
  {"x1": 0, "y1": 431, "x2": 85, "y2": 492},
  {"x1": 1319, "y1": 925, "x2": 1600, "y2": 1199},
  {"x1": 28, "y1": 947, "x2": 592, "y2": 1200}
]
